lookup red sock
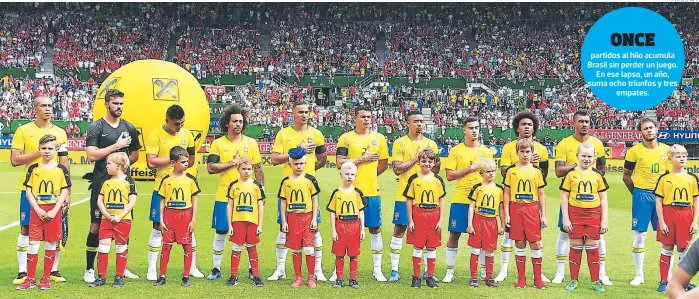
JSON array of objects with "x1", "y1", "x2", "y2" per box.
[
  {"x1": 160, "y1": 243, "x2": 172, "y2": 277},
  {"x1": 569, "y1": 247, "x2": 583, "y2": 281},
  {"x1": 485, "y1": 255, "x2": 494, "y2": 279},
  {"x1": 183, "y1": 244, "x2": 193, "y2": 277},
  {"x1": 349, "y1": 256, "x2": 358, "y2": 280},
  {"x1": 97, "y1": 252, "x2": 108, "y2": 279},
  {"x1": 27, "y1": 253, "x2": 38, "y2": 279},
  {"x1": 470, "y1": 253, "x2": 479, "y2": 279},
  {"x1": 412, "y1": 256, "x2": 421, "y2": 278},
  {"x1": 427, "y1": 256, "x2": 436, "y2": 278},
  {"x1": 230, "y1": 250, "x2": 242, "y2": 277},
  {"x1": 587, "y1": 247, "x2": 600, "y2": 282},
  {"x1": 532, "y1": 257, "x2": 543, "y2": 282},
  {"x1": 116, "y1": 249, "x2": 128, "y2": 277},
  {"x1": 660, "y1": 253, "x2": 672, "y2": 281},
  {"x1": 306, "y1": 254, "x2": 316, "y2": 277},
  {"x1": 335, "y1": 256, "x2": 345, "y2": 279},
  {"x1": 43, "y1": 250, "x2": 56, "y2": 279},
  {"x1": 293, "y1": 252, "x2": 303, "y2": 278},
  {"x1": 515, "y1": 254, "x2": 526, "y2": 281},
  {"x1": 247, "y1": 246, "x2": 259, "y2": 277}
]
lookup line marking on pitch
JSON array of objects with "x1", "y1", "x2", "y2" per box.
[{"x1": 0, "y1": 196, "x2": 90, "y2": 232}]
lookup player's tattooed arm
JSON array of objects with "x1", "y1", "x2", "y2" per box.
[
  {"x1": 377, "y1": 158, "x2": 388, "y2": 176},
  {"x1": 314, "y1": 152, "x2": 327, "y2": 170},
  {"x1": 253, "y1": 163, "x2": 265, "y2": 185},
  {"x1": 623, "y1": 166, "x2": 635, "y2": 194},
  {"x1": 392, "y1": 156, "x2": 418, "y2": 175},
  {"x1": 596, "y1": 157, "x2": 607, "y2": 176},
  {"x1": 554, "y1": 161, "x2": 575, "y2": 178},
  {"x1": 271, "y1": 152, "x2": 289, "y2": 166},
  {"x1": 431, "y1": 158, "x2": 441, "y2": 174},
  {"x1": 10, "y1": 149, "x2": 41, "y2": 167}
]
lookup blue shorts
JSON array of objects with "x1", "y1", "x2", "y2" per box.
[
  {"x1": 448, "y1": 203, "x2": 470, "y2": 233},
  {"x1": 211, "y1": 201, "x2": 229, "y2": 232},
  {"x1": 392, "y1": 201, "x2": 409, "y2": 226},
  {"x1": 277, "y1": 198, "x2": 321, "y2": 225},
  {"x1": 19, "y1": 191, "x2": 30, "y2": 226},
  {"x1": 364, "y1": 196, "x2": 382, "y2": 228},
  {"x1": 557, "y1": 207, "x2": 566, "y2": 232},
  {"x1": 632, "y1": 188, "x2": 658, "y2": 232},
  {"x1": 149, "y1": 191, "x2": 162, "y2": 223}
]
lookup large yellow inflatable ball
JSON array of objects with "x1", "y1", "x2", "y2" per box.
[{"x1": 93, "y1": 59, "x2": 210, "y2": 180}]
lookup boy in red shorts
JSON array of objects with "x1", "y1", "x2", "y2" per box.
[
  {"x1": 17, "y1": 134, "x2": 71, "y2": 291},
  {"x1": 654, "y1": 144, "x2": 699, "y2": 293},
  {"x1": 328, "y1": 161, "x2": 366, "y2": 289},
  {"x1": 279, "y1": 147, "x2": 321, "y2": 288},
  {"x1": 404, "y1": 148, "x2": 445, "y2": 289},
  {"x1": 467, "y1": 159, "x2": 505, "y2": 288},
  {"x1": 89, "y1": 152, "x2": 138, "y2": 288},
  {"x1": 560, "y1": 143, "x2": 609, "y2": 293},
  {"x1": 154, "y1": 146, "x2": 200, "y2": 287},
  {"x1": 503, "y1": 138, "x2": 548, "y2": 289},
  {"x1": 226, "y1": 157, "x2": 265, "y2": 287}
]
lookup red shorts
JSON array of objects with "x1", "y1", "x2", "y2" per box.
[
  {"x1": 332, "y1": 219, "x2": 361, "y2": 256},
  {"x1": 509, "y1": 202, "x2": 542, "y2": 242},
  {"x1": 408, "y1": 206, "x2": 441, "y2": 249},
  {"x1": 568, "y1": 205, "x2": 601, "y2": 240},
  {"x1": 99, "y1": 219, "x2": 132, "y2": 244},
  {"x1": 162, "y1": 209, "x2": 193, "y2": 245},
  {"x1": 657, "y1": 205, "x2": 694, "y2": 248},
  {"x1": 230, "y1": 221, "x2": 260, "y2": 245},
  {"x1": 468, "y1": 214, "x2": 499, "y2": 251},
  {"x1": 286, "y1": 212, "x2": 316, "y2": 250},
  {"x1": 29, "y1": 204, "x2": 62, "y2": 242}
]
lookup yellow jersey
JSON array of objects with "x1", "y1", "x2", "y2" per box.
[
  {"x1": 158, "y1": 173, "x2": 200, "y2": 210},
  {"x1": 272, "y1": 126, "x2": 325, "y2": 177},
  {"x1": 468, "y1": 183, "x2": 504, "y2": 217},
  {"x1": 503, "y1": 164, "x2": 546, "y2": 203},
  {"x1": 560, "y1": 168, "x2": 608, "y2": 208},
  {"x1": 12, "y1": 122, "x2": 68, "y2": 190},
  {"x1": 625, "y1": 143, "x2": 671, "y2": 190},
  {"x1": 23, "y1": 163, "x2": 71, "y2": 205},
  {"x1": 654, "y1": 171, "x2": 699, "y2": 207},
  {"x1": 500, "y1": 139, "x2": 549, "y2": 168},
  {"x1": 326, "y1": 187, "x2": 366, "y2": 220},
  {"x1": 403, "y1": 173, "x2": 446, "y2": 208},
  {"x1": 278, "y1": 174, "x2": 320, "y2": 214},
  {"x1": 336, "y1": 130, "x2": 389, "y2": 197},
  {"x1": 209, "y1": 135, "x2": 262, "y2": 202},
  {"x1": 147, "y1": 127, "x2": 196, "y2": 191},
  {"x1": 392, "y1": 135, "x2": 439, "y2": 202},
  {"x1": 554, "y1": 135, "x2": 605, "y2": 166},
  {"x1": 443, "y1": 143, "x2": 494, "y2": 204},
  {"x1": 227, "y1": 179, "x2": 265, "y2": 224},
  {"x1": 99, "y1": 177, "x2": 137, "y2": 220}
]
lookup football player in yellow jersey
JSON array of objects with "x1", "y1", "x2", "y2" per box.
[
  {"x1": 226, "y1": 158, "x2": 265, "y2": 287},
  {"x1": 389, "y1": 110, "x2": 439, "y2": 282},
  {"x1": 466, "y1": 159, "x2": 505, "y2": 288},
  {"x1": 335, "y1": 106, "x2": 389, "y2": 282},
  {"x1": 270, "y1": 102, "x2": 328, "y2": 282},
  {"x1": 560, "y1": 143, "x2": 609, "y2": 293},
  {"x1": 495, "y1": 110, "x2": 550, "y2": 283},
  {"x1": 624, "y1": 118, "x2": 671, "y2": 286},
  {"x1": 503, "y1": 138, "x2": 548, "y2": 290},
  {"x1": 144, "y1": 105, "x2": 202, "y2": 280},
  {"x1": 442, "y1": 117, "x2": 493, "y2": 283},
  {"x1": 90, "y1": 153, "x2": 137, "y2": 288},
  {"x1": 206, "y1": 105, "x2": 263, "y2": 281},
  {"x1": 16, "y1": 134, "x2": 70, "y2": 291},
  {"x1": 154, "y1": 146, "x2": 201, "y2": 287},
  {"x1": 654, "y1": 145, "x2": 699, "y2": 293},
  {"x1": 327, "y1": 162, "x2": 366, "y2": 289},
  {"x1": 552, "y1": 110, "x2": 610, "y2": 285},
  {"x1": 11, "y1": 96, "x2": 69, "y2": 285}
]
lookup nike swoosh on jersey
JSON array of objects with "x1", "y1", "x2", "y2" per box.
[{"x1": 102, "y1": 133, "x2": 109, "y2": 136}]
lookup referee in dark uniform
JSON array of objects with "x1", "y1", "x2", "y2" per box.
[{"x1": 83, "y1": 89, "x2": 141, "y2": 283}]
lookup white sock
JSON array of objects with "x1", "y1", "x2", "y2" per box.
[
  {"x1": 314, "y1": 231, "x2": 323, "y2": 272},
  {"x1": 668, "y1": 249, "x2": 675, "y2": 278},
  {"x1": 479, "y1": 250, "x2": 486, "y2": 266},
  {"x1": 500, "y1": 232, "x2": 513, "y2": 272},
  {"x1": 515, "y1": 247, "x2": 526, "y2": 258},
  {"x1": 148, "y1": 229, "x2": 162, "y2": 272},
  {"x1": 370, "y1": 232, "x2": 383, "y2": 271},
  {"x1": 531, "y1": 249, "x2": 543, "y2": 259},
  {"x1": 633, "y1": 231, "x2": 647, "y2": 276},
  {"x1": 191, "y1": 233, "x2": 198, "y2": 270},
  {"x1": 390, "y1": 236, "x2": 403, "y2": 271},
  {"x1": 17, "y1": 234, "x2": 28, "y2": 273},
  {"x1": 213, "y1": 233, "x2": 226, "y2": 270},
  {"x1": 52, "y1": 252, "x2": 61, "y2": 272},
  {"x1": 445, "y1": 247, "x2": 458, "y2": 272},
  {"x1": 423, "y1": 254, "x2": 428, "y2": 272},
  {"x1": 599, "y1": 235, "x2": 607, "y2": 276},
  {"x1": 275, "y1": 231, "x2": 287, "y2": 271}
]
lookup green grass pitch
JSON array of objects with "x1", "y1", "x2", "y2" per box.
[{"x1": 0, "y1": 163, "x2": 689, "y2": 298}]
